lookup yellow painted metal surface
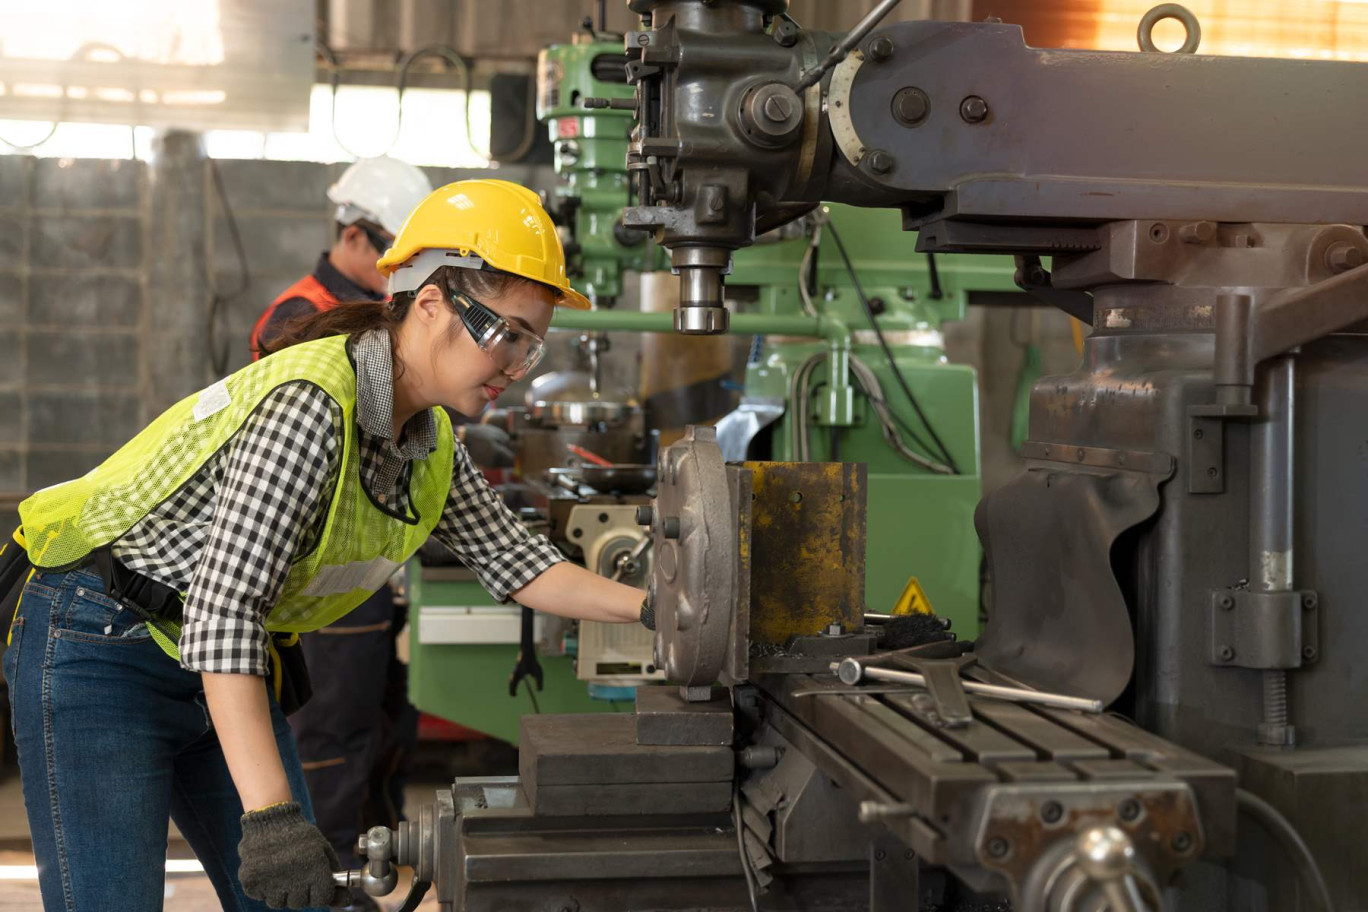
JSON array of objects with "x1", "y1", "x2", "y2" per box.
[{"x1": 743, "y1": 461, "x2": 866, "y2": 645}]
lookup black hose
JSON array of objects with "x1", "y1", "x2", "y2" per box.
[
  {"x1": 395, "y1": 878, "x2": 431, "y2": 912},
  {"x1": 207, "y1": 158, "x2": 249, "y2": 375},
  {"x1": 1236, "y1": 788, "x2": 1334, "y2": 912},
  {"x1": 733, "y1": 783, "x2": 761, "y2": 912},
  {"x1": 824, "y1": 220, "x2": 961, "y2": 474}
]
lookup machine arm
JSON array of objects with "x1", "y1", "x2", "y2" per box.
[{"x1": 619, "y1": 0, "x2": 1368, "y2": 332}]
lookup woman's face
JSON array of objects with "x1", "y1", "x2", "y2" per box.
[{"x1": 404, "y1": 280, "x2": 556, "y2": 418}]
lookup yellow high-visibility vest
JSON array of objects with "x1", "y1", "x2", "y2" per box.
[{"x1": 19, "y1": 334, "x2": 454, "y2": 660}]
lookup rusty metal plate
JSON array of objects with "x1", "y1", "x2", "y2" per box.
[
  {"x1": 651, "y1": 426, "x2": 739, "y2": 696},
  {"x1": 744, "y1": 461, "x2": 867, "y2": 646}
]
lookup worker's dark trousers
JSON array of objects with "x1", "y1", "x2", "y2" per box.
[
  {"x1": 289, "y1": 586, "x2": 418, "y2": 866},
  {"x1": 4, "y1": 568, "x2": 323, "y2": 912}
]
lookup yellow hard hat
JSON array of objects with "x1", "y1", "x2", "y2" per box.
[{"x1": 376, "y1": 178, "x2": 591, "y2": 310}]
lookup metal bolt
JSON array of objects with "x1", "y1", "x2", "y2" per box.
[
  {"x1": 635, "y1": 504, "x2": 653, "y2": 526},
  {"x1": 1040, "y1": 801, "x2": 1064, "y2": 824},
  {"x1": 1303, "y1": 593, "x2": 1318, "y2": 610},
  {"x1": 1117, "y1": 798, "x2": 1142, "y2": 822},
  {"x1": 867, "y1": 150, "x2": 895, "y2": 174},
  {"x1": 1326, "y1": 241, "x2": 1366, "y2": 273},
  {"x1": 959, "y1": 95, "x2": 989, "y2": 123},
  {"x1": 1219, "y1": 594, "x2": 1235, "y2": 610},
  {"x1": 1076, "y1": 448, "x2": 1086, "y2": 461},
  {"x1": 826, "y1": 622, "x2": 845, "y2": 636},
  {"x1": 662, "y1": 516, "x2": 681, "y2": 539},
  {"x1": 1207, "y1": 466, "x2": 1219, "y2": 478},
  {"x1": 1218, "y1": 645, "x2": 1235, "y2": 661},
  {"x1": 904, "y1": 850, "x2": 914, "y2": 860},
  {"x1": 1150, "y1": 223, "x2": 1171, "y2": 243},
  {"x1": 1193, "y1": 427, "x2": 1204, "y2": 440},
  {"x1": 892, "y1": 87, "x2": 929, "y2": 126},
  {"x1": 773, "y1": 19, "x2": 799, "y2": 47},
  {"x1": 763, "y1": 94, "x2": 793, "y2": 123},
  {"x1": 868, "y1": 36, "x2": 895, "y2": 62},
  {"x1": 874, "y1": 848, "x2": 887, "y2": 860},
  {"x1": 1303, "y1": 645, "x2": 1318, "y2": 660},
  {"x1": 985, "y1": 836, "x2": 1010, "y2": 859},
  {"x1": 1171, "y1": 831, "x2": 1194, "y2": 853}
]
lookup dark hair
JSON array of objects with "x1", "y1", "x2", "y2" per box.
[{"x1": 263, "y1": 265, "x2": 545, "y2": 374}]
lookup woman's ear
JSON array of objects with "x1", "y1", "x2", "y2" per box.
[{"x1": 412, "y1": 284, "x2": 445, "y2": 325}]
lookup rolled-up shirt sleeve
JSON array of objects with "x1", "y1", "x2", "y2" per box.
[
  {"x1": 178, "y1": 382, "x2": 340, "y2": 675},
  {"x1": 432, "y1": 442, "x2": 566, "y2": 602}
]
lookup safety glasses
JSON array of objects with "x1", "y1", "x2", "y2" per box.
[
  {"x1": 450, "y1": 290, "x2": 546, "y2": 377},
  {"x1": 357, "y1": 222, "x2": 394, "y2": 256}
]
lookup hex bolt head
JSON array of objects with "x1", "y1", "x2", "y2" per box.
[
  {"x1": 892, "y1": 87, "x2": 929, "y2": 126},
  {"x1": 868, "y1": 36, "x2": 895, "y2": 62},
  {"x1": 635, "y1": 504, "x2": 654, "y2": 526},
  {"x1": 1117, "y1": 798, "x2": 1142, "y2": 823},
  {"x1": 1040, "y1": 801, "x2": 1064, "y2": 824},
  {"x1": 985, "y1": 836, "x2": 1010, "y2": 859},
  {"x1": 662, "y1": 516, "x2": 681, "y2": 539},
  {"x1": 959, "y1": 95, "x2": 989, "y2": 123},
  {"x1": 1326, "y1": 241, "x2": 1367, "y2": 272},
  {"x1": 868, "y1": 150, "x2": 895, "y2": 174}
]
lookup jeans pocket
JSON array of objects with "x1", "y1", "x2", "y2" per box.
[
  {"x1": 60, "y1": 585, "x2": 150, "y2": 643},
  {"x1": 2, "y1": 617, "x2": 23, "y2": 736}
]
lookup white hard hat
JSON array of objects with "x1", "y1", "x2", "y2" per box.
[{"x1": 327, "y1": 156, "x2": 434, "y2": 236}]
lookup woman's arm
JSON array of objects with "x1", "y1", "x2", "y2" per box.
[
  {"x1": 203, "y1": 673, "x2": 293, "y2": 810},
  {"x1": 512, "y1": 561, "x2": 645, "y2": 624}
]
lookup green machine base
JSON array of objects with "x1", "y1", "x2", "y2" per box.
[{"x1": 406, "y1": 565, "x2": 624, "y2": 745}]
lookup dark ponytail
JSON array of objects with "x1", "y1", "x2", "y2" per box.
[{"x1": 263, "y1": 264, "x2": 544, "y2": 375}]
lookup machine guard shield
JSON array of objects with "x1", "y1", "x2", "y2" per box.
[{"x1": 975, "y1": 462, "x2": 1169, "y2": 705}]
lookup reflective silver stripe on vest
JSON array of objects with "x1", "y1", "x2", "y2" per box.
[{"x1": 302, "y1": 557, "x2": 404, "y2": 597}]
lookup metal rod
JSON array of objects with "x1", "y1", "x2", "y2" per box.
[
  {"x1": 833, "y1": 659, "x2": 1104, "y2": 713},
  {"x1": 552, "y1": 307, "x2": 852, "y2": 342},
  {"x1": 1253, "y1": 356, "x2": 1297, "y2": 747},
  {"x1": 794, "y1": 0, "x2": 905, "y2": 93}
]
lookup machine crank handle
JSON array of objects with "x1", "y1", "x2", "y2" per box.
[{"x1": 333, "y1": 826, "x2": 434, "y2": 912}]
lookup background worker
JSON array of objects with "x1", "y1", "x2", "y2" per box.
[{"x1": 6, "y1": 179, "x2": 646, "y2": 911}]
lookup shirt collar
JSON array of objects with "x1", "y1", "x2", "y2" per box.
[
  {"x1": 352, "y1": 329, "x2": 438, "y2": 457},
  {"x1": 314, "y1": 251, "x2": 386, "y2": 303}
]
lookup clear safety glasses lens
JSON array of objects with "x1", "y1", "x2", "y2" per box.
[{"x1": 454, "y1": 292, "x2": 545, "y2": 376}]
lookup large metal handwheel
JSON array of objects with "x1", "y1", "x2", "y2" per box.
[{"x1": 648, "y1": 425, "x2": 738, "y2": 696}]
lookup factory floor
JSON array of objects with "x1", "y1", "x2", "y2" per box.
[{"x1": 0, "y1": 775, "x2": 441, "y2": 910}]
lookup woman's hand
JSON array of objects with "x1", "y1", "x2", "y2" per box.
[{"x1": 512, "y1": 562, "x2": 646, "y2": 624}]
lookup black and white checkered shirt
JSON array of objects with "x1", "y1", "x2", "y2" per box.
[{"x1": 112, "y1": 330, "x2": 564, "y2": 675}]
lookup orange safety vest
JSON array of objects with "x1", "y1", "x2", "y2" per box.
[{"x1": 249, "y1": 275, "x2": 340, "y2": 361}]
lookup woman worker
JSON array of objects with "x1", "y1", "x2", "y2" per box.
[{"x1": 2, "y1": 179, "x2": 650, "y2": 910}]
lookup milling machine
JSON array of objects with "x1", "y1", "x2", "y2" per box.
[
  {"x1": 541, "y1": 33, "x2": 1020, "y2": 630},
  {"x1": 362, "y1": 2, "x2": 1368, "y2": 910}
]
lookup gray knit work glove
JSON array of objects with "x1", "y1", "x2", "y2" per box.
[{"x1": 238, "y1": 801, "x2": 346, "y2": 909}]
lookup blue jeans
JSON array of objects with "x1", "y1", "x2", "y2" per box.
[{"x1": 3, "y1": 568, "x2": 324, "y2": 911}]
